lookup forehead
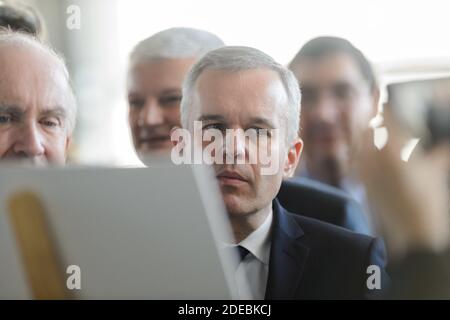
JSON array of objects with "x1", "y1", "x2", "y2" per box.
[
  {"x1": 127, "y1": 57, "x2": 197, "y2": 93},
  {"x1": 292, "y1": 52, "x2": 365, "y2": 87},
  {"x1": 193, "y1": 68, "x2": 287, "y2": 123},
  {"x1": 0, "y1": 44, "x2": 69, "y2": 109}
]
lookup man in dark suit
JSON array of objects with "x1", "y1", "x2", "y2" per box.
[
  {"x1": 266, "y1": 198, "x2": 386, "y2": 299},
  {"x1": 126, "y1": 29, "x2": 371, "y2": 236},
  {"x1": 178, "y1": 45, "x2": 388, "y2": 299}
]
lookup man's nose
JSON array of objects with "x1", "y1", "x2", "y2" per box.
[
  {"x1": 139, "y1": 99, "x2": 164, "y2": 126},
  {"x1": 311, "y1": 94, "x2": 339, "y2": 124},
  {"x1": 224, "y1": 129, "x2": 246, "y2": 162},
  {"x1": 13, "y1": 123, "x2": 45, "y2": 157}
]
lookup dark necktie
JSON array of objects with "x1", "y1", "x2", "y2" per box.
[{"x1": 236, "y1": 245, "x2": 250, "y2": 262}]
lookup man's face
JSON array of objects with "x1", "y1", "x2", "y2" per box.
[
  {"x1": 290, "y1": 53, "x2": 377, "y2": 178},
  {"x1": 0, "y1": 45, "x2": 72, "y2": 165},
  {"x1": 191, "y1": 69, "x2": 302, "y2": 217},
  {"x1": 127, "y1": 58, "x2": 197, "y2": 158}
]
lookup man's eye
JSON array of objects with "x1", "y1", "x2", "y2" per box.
[
  {"x1": 0, "y1": 114, "x2": 12, "y2": 124},
  {"x1": 129, "y1": 99, "x2": 145, "y2": 109},
  {"x1": 253, "y1": 128, "x2": 272, "y2": 138},
  {"x1": 40, "y1": 119, "x2": 59, "y2": 128},
  {"x1": 249, "y1": 127, "x2": 271, "y2": 137},
  {"x1": 255, "y1": 128, "x2": 264, "y2": 134},
  {"x1": 300, "y1": 90, "x2": 318, "y2": 105},
  {"x1": 203, "y1": 123, "x2": 226, "y2": 132},
  {"x1": 334, "y1": 86, "x2": 354, "y2": 100},
  {"x1": 160, "y1": 95, "x2": 182, "y2": 106}
]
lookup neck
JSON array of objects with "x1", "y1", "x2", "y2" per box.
[{"x1": 229, "y1": 203, "x2": 272, "y2": 244}]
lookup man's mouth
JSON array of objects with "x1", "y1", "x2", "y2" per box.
[
  {"x1": 138, "y1": 134, "x2": 171, "y2": 149},
  {"x1": 216, "y1": 170, "x2": 248, "y2": 186}
]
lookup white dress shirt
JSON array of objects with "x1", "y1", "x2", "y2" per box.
[{"x1": 228, "y1": 212, "x2": 273, "y2": 300}]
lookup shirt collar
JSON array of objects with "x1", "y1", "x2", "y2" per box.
[{"x1": 238, "y1": 211, "x2": 273, "y2": 265}]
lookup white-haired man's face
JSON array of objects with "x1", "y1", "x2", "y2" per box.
[
  {"x1": 127, "y1": 57, "x2": 197, "y2": 160},
  {"x1": 188, "y1": 68, "x2": 303, "y2": 217},
  {"x1": 0, "y1": 44, "x2": 72, "y2": 165}
]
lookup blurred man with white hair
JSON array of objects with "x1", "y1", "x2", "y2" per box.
[
  {"x1": 179, "y1": 46, "x2": 388, "y2": 299},
  {"x1": 127, "y1": 27, "x2": 224, "y2": 162},
  {"x1": 0, "y1": 30, "x2": 76, "y2": 165}
]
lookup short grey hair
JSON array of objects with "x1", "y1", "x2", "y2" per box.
[
  {"x1": 0, "y1": 29, "x2": 76, "y2": 133},
  {"x1": 129, "y1": 27, "x2": 224, "y2": 66},
  {"x1": 181, "y1": 46, "x2": 301, "y2": 143}
]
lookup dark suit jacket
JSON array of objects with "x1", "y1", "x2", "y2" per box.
[
  {"x1": 277, "y1": 177, "x2": 371, "y2": 235},
  {"x1": 265, "y1": 199, "x2": 388, "y2": 299}
]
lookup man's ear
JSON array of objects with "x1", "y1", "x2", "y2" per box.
[
  {"x1": 63, "y1": 134, "x2": 73, "y2": 163},
  {"x1": 283, "y1": 137, "x2": 303, "y2": 178},
  {"x1": 171, "y1": 126, "x2": 182, "y2": 148},
  {"x1": 371, "y1": 87, "x2": 381, "y2": 118},
  {"x1": 65, "y1": 135, "x2": 72, "y2": 153}
]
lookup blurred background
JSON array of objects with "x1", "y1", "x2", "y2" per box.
[{"x1": 13, "y1": 0, "x2": 450, "y2": 166}]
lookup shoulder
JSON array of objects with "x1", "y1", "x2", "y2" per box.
[
  {"x1": 272, "y1": 198, "x2": 385, "y2": 266},
  {"x1": 287, "y1": 210, "x2": 384, "y2": 267},
  {"x1": 280, "y1": 177, "x2": 354, "y2": 204},
  {"x1": 272, "y1": 200, "x2": 388, "y2": 298},
  {"x1": 278, "y1": 178, "x2": 369, "y2": 234}
]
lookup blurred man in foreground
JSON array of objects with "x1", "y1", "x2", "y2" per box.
[{"x1": 359, "y1": 80, "x2": 450, "y2": 299}]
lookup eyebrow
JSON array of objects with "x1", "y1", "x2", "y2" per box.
[
  {"x1": 249, "y1": 116, "x2": 276, "y2": 129},
  {"x1": 160, "y1": 88, "x2": 182, "y2": 95},
  {"x1": 40, "y1": 106, "x2": 67, "y2": 118},
  {"x1": 332, "y1": 81, "x2": 358, "y2": 89},
  {"x1": 128, "y1": 88, "x2": 182, "y2": 98},
  {"x1": 0, "y1": 104, "x2": 24, "y2": 120},
  {"x1": 302, "y1": 80, "x2": 357, "y2": 91},
  {"x1": 0, "y1": 104, "x2": 67, "y2": 118},
  {"x1": 197, "y1": 114, "x2": 276, "y2": 129},
  {"x1": 197, "y1": 114, "x2": 227, "y2": 123}
]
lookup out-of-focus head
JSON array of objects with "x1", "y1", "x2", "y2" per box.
[
  {"x1": 0, "y1": 30, "x2": 76, "y2": 166},
  {"x1": 0, "y1": 1, "x2": 46, "y2": 38},
  {"x1": 289, "y1": 36, "x2": 379, "y2": 186},
  {"x1": 181, "y1": 46, "x2": 302, "y2": 217},
  {"x1": 127, "y1": 27, "x2": 224, "y2": 161}
]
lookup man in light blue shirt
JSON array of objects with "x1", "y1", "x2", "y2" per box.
[{"x1": 289, "y1": 36, "x2": 380, "y2": 234}]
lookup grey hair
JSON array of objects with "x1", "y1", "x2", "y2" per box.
[
  {"x1": 181, "y1": 46, "x2": 301, "y2": 143},
  {"x1": 0, "y1": 29, "x2": 76, "y2": 133},
  {"x1": 129, "y1": 27, "x2": 224, "y2": 66}
]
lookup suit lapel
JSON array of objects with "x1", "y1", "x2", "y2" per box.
[{"x1": 265, "y1": 199, "x2": 309, "y2": 299}]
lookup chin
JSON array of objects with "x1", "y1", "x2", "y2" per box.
[{"x1": 222, "y1": 194, "x2": 256, "y2": 218}]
